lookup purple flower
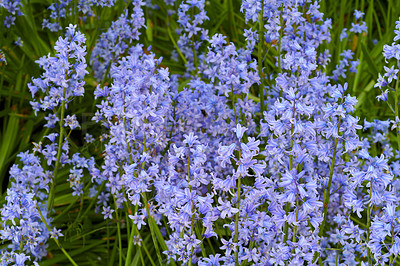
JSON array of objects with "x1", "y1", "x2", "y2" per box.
[
  {"x1": 233, "y1": 124, "x2": 248, "y2": 139},
  {"x1": 220, "y1": 238, "x2": 236, "y2": 256},
  {"x1": 384, "y1": 65, "x2": 399, "y2": 83},
  {"x1": 374, "y1": 73, "x2": 387, "y2": 89},
  {"x1": 354, "y1": 10, "x2": 365, "y2": 20},
  {"x1": 102, "y1": 206, "x2": 114, "y2": 219},
  {"x1": 217, "y1": 197, "x2": 238, "y2": 219},
  {"x1": 129, "y1": 214, "x2": 146, "y2": 230},
  {"x1": 50, "y1": 227, "x2": 64, "y2": 239}
]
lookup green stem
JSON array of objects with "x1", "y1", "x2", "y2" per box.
[
  {"x1": 64, "y1": 181, "x2": 106, "y2": 237},
  {"x1": 137, "y1": 230, "x2": 157, "y2": 266},
  {"x1": 191, "y1": 8, "x2": 198, "y2": 71},
  {"x1": 123, "y1": 120, "x2": 141, "y2": 266},
  {"x1": 231, "y1": 90, "x2": 242, "y2": 266},
  {"x1": 207, "y1": 237, "x2": 216, "y2": 255},
  {"x1": 139, "y1": 247, "x2": 146, "y2": 266},
  {"x1": 394, "y1": 70, "x2": 400, "y2": 150},
  {"x1": 198, "y1": 226, "x2": 207, "y2": 258},
  {"x1": 283, "y1": 119, "x2": 294, "y2": 244},
  {"x1": 390, "y1": 225, "x2": 395, "y2": 265},
  {"x1": 366, "y1": 177, "x2": 373, "y2": 265},
  {"x1": 349, "y1": 216, "x2": 367, "y2": 228},
  {"x1": 234, "y1": 176, "x2": 242, "y2": 266},
  {"x1": 113, "y1": 195, "x2": 123, "y2": 266},
  {"x1": 52, "y1": 196, "x2": 80, "y2": 223},
  {"x1": 125, "y1": 211, "x2": 136, "y2": 265},
  {"x1": 128, "y1": 110, "x2": 164, "y2": 265},
  {"x1": 167, "y1": 17, "x2": 188, "y2": 65},
  {"x1": 314, "y1": 117, "x2": 342, "y2": 263},
  {"x1": 386, "y1": 0, "x2": 392, "y2": 31},
  {"x1": 143, "y1": 192, "x2": 163, "y2": 266},
  {"x1": 283, "y1": 70, "x2": 299, "y2": 245},
  {"x1": 19, "y1": 235, "x2": 23, "y2": 254},
  {"x1": 47, "y1": 86, "x2": 67, "y2": 212},
  {"x1": 107, "y1": 226, "x2": 110, "y2": 263},
  {"x1": 140, "y1": 131, "x2": 163, "y2": 265},
  {"x1": 240, "y1": 229, "x2": 256, "y2": 266},
  {"x1": 278, "y1": 4, "x2": 283, "y2": 75},
  {"x1": 292, "y1": 188, "x2": 299, "y2": 243},
  {"x1": 318, "y1": 117, "x2": 341, "y2": 237},
  {"x1": 188, "y1": 149, "x2": 196, "y2": 266},
  {"x1": 351, "y1": 37, "x2": 364, "y2": 94},
  {"x1": 125, "y1": 214, "x2": 151, "y2": 266},
  {"x1": 125, "y1": 210, "x2": 131, "y2": 247},
  {"x1": 36, "y1": 201, "x2": 78, "y2": 266}
]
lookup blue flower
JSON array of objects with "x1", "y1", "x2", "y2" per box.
[
  {"x1": 354, "y1": 10, "x2": 365, "y2": 20},
  {"x1": 233, "y1": 124, "x2": 247, "y2": 139},
  {"x1": 102, "y1": 206, "x2": 114, "y2": 219},
  {"x1": 217, "y1": 197, "x2": 239, "y2": 219},
  {"x1": 384, "y1": 65, "x2": 399, "y2": 83},
  {"x1": 220, "y1": 238, "x2": 236, "y2": 256}
]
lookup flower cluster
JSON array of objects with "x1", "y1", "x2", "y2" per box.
[
  {"x1": 28, "y1": 24, "x2": 88, "y2": 114},
  {"x1": 0, "y1": 153, "x2": 50, "y2": 265},
  {"x1": 375, "y1": 19, "x2": 400, "y2": 107},
  {"x1": 0, "y1": 25, "x2": 94, "y2": 264},
  {"x1": 90, "y1": 0, "x2": 146, "y2": 80},
  {"x1": 0, "y1": 0, "x2": 23, "y2": 28},
  {"x1": 175, "y1": 0, "x2": 209, "y2": 73},
  {"x1": 43, "y1": 0, "x2": 116, "y2": 32},
  {"x1": 93, "y1": 43, "x2": 172, "y2": 214}
]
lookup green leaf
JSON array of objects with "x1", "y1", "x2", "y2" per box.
[
  {"x1": 41, "y1": 240, "x2": 106, "y2": 266},
  {"x1": 0, "y1": 114, "x2": 19, "y2": 192},
  {"x1": 361, "y1": 42, "x2": 379, "y2": 77},
  {"x1": 356, "y1": 79, "x2": 375, "y2": 110},
  {"x1": 146, "y1": 19, "x2": 153, "y2": 43}
]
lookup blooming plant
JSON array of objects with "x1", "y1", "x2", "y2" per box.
[{"x1": 1, "y1": 0, "x2": 400, "y2": 265}]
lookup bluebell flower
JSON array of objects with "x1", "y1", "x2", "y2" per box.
[
  {"x1": 102, "y1": 206, "x2": 114, "y2": 219},
  {"x1": 233, "y1": 124, "x2": 247, "y2": 139},
  {"x1": 350, "y1": 22, "x2": 368, "y2": 33},
  {"x1": 391, "y1": 117, "x2": 400, "y2": 132},
  {"x1": 354, "y1": 10, "x2": 365, "y2": 20},
  {"x1": 43, "y1": 0, "x2": 116, "y2": 32},
  {"x1": 198, "y1": 253, "x2": 222, "y2": 265},
  {"x1": 375, "y1": 73, "x2": 388, "y2": 88},
  {"x1": 84, "y1": 133, "x2": 95, "y2": 143},
  {"x1": 4, "y1": 15, "x2": 15, "y2": 28},
  {"x1": 50, "y1": 227, "x2": 64, "y2": 240},
  {"x1": 1, "y1": 1, "x2": 23, "y2": 28},
  {"x1": 14, "y1": 253, "x2": 31, "y2": 266},
  {"x1": 90, "y1": 1, "x2": 145, "y2": 80},
  {"x1": 29, "y1": 24, "x2": 88, "y2": 111},
  {"x1": 240, "y1": 0, "x2": 261, "y2": 23},
  {"x1": 129, "y1": 213, "x2": 146, "y2": 230},
  {"x1": 390, "y1": 237, "x2": 400, "y2": 256},
  {"x1": 220, "y1": 238, "x2": 236, "y2": 256},
  {"x1": 384, "y1": 65, "x2": 399, "y2": 83},
  {"x1": 217, "y1": 197, "x2": 239, "y2": 219}
]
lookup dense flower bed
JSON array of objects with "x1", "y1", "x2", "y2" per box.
[{"x1": 1, "y1": 0, "x2": 400, "y2": 265}]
